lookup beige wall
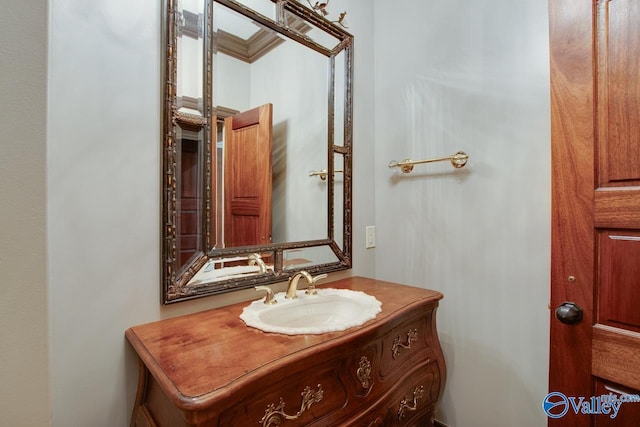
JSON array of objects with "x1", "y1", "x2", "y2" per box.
[{"x1": 0, "y1": 1, "x2": 50, "y2": 425}]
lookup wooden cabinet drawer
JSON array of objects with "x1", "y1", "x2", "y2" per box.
[
  {"x1": 379, "y1": 361, "x2": 440, "y2": 427},
  {"x1": 389, "y1": 361, "x2": 440, "y2": 426},
  {"x1": 343, "y1": 360, "x2": 441, "y2": 427},
  {"x1": 221, "y1": 362, "x2": 348, "y2": 426},
  {"x1": 380, "y1": 313, "x2": 433, "y2": 379},
  {"x1": 341, "y1": 309, "x2": 436, "y2": 395},
  {"x1": 342, "y1": 341, "x2": 380, "y2": 397}
]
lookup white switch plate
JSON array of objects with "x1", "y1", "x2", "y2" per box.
[{"x1": 365, "y1": 226, "x2": 376, "y2": 249}]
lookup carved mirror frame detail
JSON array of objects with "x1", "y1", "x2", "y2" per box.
[{"x1": 162, "y1": 0, "x2": 353, "y2": 303}]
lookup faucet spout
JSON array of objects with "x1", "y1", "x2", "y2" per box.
[{"x1": 285, "y1": 271, "x2": 314, "y2": 299}]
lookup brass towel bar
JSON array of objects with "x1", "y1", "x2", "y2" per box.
[
  {"x1": 308, "y1": 169, "x2": 344, "y2": 180},
  {"x1": 388, "y1": 151, "x2": 469, "y2": 174}
]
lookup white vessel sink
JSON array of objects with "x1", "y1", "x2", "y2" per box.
[{"x1": 240, "y1": 288, "x2": 382, "y2": 335}]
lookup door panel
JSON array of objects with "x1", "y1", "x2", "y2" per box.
[
  {"x1": 598, "y1": 232, "x2": 640, "y2": 333},
  {"x1": 550, "y1": 0, "x2": 640, "y2": 425},
  {"x1": 593, "y1": 380, "x2": 640, "y2": 427},
  {"x1": 597, "y1": 0, "x2": 640, "y2": 183},
  {"x1": 223, "y1": 104, "x2": 272, "y2": 248}
]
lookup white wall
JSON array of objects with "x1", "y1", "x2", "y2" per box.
[
  {"x1": 347, "y1": 2, "x2": 376, "y2": 277},
  {"x1": 44, "y1": 0, "x2": 373, "y2": 426},
  {"x1": 0, "y1": 2, "x2": 50, "y2": 426},
  {"x1": 372, "y1": 1, "x2": 551, "y2": 426},
  {"x1": 251, "y1": 40, "x2": 329, "y2": 243},
  {"x1": 47, "y1": 1, "x2": 161, "y2": 424}
]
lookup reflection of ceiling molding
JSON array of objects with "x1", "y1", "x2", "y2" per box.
[
  {"x1": 178, "y1": 98, "x2": 238, "y2": 121},
  {"x1": 214, "y1": 105, "x2": 239, "y2": 119},
  {"x1": 179, "y1": 96, "x2": 201, "y2": 112},
  {"x1": 179, "y1": 10, "x2": 202, "y2": 39},
  {"x1": 215, "y1": 18, "x2": 310, "y2": 64}
]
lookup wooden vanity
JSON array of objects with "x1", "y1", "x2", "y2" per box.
[{"x1": 126, "y1": 277, "x2": 446, "y2": 426}]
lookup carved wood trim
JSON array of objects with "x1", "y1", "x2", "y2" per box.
[{"x1": 175, "y1": 111, "x2": 207, "y2": 128}]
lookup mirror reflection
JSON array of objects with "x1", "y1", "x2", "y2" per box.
[
  {"x1": 162, "y1": 0, "x2": 353, "y2": 303},
  {"x1": 213, "y1": 0, "x2": 332, "y2": 247}
]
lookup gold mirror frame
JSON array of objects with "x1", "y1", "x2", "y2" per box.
[{"x1": 162, "y1": 0, "x2": 353, "y2": 303}]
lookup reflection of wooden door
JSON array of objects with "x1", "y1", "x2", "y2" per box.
[
  {"x1": 223, "y1": 104, "x2": 272, "y2": 247},
  {"x1": 179, "y1": 137, "x2": 200, "y2": 267},
  {"x1": 549, "y1": 1, "x2": 640, "y2": 425}
]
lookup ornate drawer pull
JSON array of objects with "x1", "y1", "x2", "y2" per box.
[
  {"x1": 398, "y1": 385, "x2": 425, "y2": 421},
  {"x1": 357, "y1": 356, "x2": 372, "y2": 389},
  {"x1": 260, "y1": 384, "x2": 323, "y2": 426},
  {"x1": 392, "y1": 328, "x2": 418, "y2": 359}
]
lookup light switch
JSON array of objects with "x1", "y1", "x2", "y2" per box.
[{"x1": 366, "y1": 226, "x2": 376, "y2": 249}]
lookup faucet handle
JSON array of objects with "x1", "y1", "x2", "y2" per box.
[
  {"x1": 312, "y1": 273, "x2": 328, "y2": 283},
  {"x1": 305, "y1": 274, "x2": 328, "y2": 295},
  {"x1": 255, "y1": 286, "x2": 277, "y2": 305}
]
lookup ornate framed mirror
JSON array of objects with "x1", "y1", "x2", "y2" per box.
[{"x1": 162, "y1": 0, "x2": 353, "y2": 303}]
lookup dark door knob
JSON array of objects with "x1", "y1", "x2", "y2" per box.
[{"x1": 555, "y1": 302, "x2": 583, "y2": 325}]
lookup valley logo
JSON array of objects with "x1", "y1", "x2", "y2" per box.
[{"x1": 543, "y1": 391, "x2": 640, "y2": 419}]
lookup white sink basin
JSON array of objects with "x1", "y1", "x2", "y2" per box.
[{"x1": 240, "y1": 288, "x2": 382, "y2": 335}]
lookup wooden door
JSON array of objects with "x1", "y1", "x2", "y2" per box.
[
  {"x1": 223, "y1": 104, "x2": 272, "y2": 247},
  {"x1": 549, "y1": 0, "x2": 640, "y2": 425}
]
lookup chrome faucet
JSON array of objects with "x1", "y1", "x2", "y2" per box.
[{"x1": 285, "y1": 271, "x2": 327, "y2": 299}]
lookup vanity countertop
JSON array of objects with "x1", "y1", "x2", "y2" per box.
[{"x1": 126, "y1": 276, "x2": 443, "y2": 416}]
